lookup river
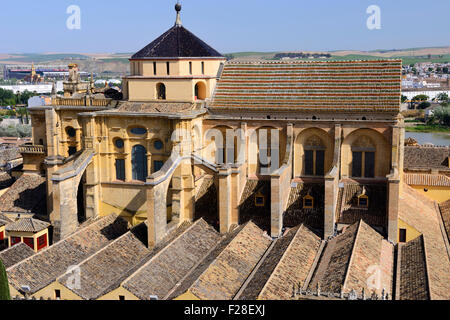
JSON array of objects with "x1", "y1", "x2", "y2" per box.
[{"x1": 405, "y1": 131, "x2": 450, "y2": 146}]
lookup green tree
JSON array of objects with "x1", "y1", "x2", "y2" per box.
[
  {"x1": 401, "y1": 95, "x2": 408, "y2": 103},
  {"x1": 418, "y1": 101, "x2": 431, "y2": 109},
  {"x1": 412, "y1": 94, "x2": 429, "y2": 102},
  {"x1": 0, "y1": 259, "x2": 11, "y2": 300},
  {"x1": 436, "y1": 92, "x2": 449, "y2": 103},
  {"x1": 433, "y1": 106, "x2": 450, "y2": 126}
]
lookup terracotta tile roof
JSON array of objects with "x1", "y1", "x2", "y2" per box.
[
  {"x1": 0, "y1": 213, "x2": 12, "y2": 227},
  {"x1": 0, "y1": 174, "x2": 46, "y2": 215},
  {"x1": 57, "y1": 229, "x2": 151, "y2": 300},
  {"x1": 0, "y1": 243, "x2": 35, "y2": 269},
  {"x1": 398, "y1": 184, "x2": 450, "y2": 300},
  {"x1": 132, "y1": 25, "x2": 223, "y2": 59},
  {"x1": 166, "y1": 224, "x2": 244, "y2": 300},
  {"x1": 122, "y1": 219, "x2": 222, "y2": 300},
  {"x1": 5, "y1": 218, "x2": 50, "y2": 233},
  {"x1": 397, "y1": 236, "x2": 430, "y2": 300},
  {"x1": 308, "y1": 220, "x2": 394, "y2": 296},
  {"x1": 404, "y1": 173, "x2": 450, "y2": 187},
  {"x1": 6, "y1": 214, "x2": 128, "y2": 294},
  {"x1": 187, "y1": 222, "x2": 272, "y2": 300},
  {"x1": 0, "y1": 172, "x2": 14, "y2": 188},
  {"x1": 439, "y1": 200, "x2": 450, "y2": 242},
  {"x1": 258, "y1": 225, "x2": 322, "y2": 300},
  {"x1": 237, "y1": 226, "x2": 299, "y2": 300},
  {"x1": 404, "y1": 146, "x2": 450, "y2": 171},
  {"x1": 336, "y1": 182, "x2": 387, "y2": 227},
  {"x1": 211, "y1": 60, "x2": 402, "y2": 112}
]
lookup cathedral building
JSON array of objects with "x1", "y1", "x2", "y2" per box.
[
  {"x1": 21, "y1": 4, "x2": 406, "y2": 246},
  {"x1": 3, "y1": 3, "x2": 449, "y2": 301}
]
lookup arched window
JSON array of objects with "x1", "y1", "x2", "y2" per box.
[
  {"x1": 195, "y1": 82, "x2": 206, "y2": 100},
  {"x1": 304, "y1": 135, "x2": 325, "y2": 176},
  {"x1": 156, "y1": 83, "x2": 166, "y2": 100},
  {"x1": 132, "y1": 145, "x2": 148, "y2": 182},
  {"x1": 351, "y1": 136, "x2": 375, "y2": 178}
]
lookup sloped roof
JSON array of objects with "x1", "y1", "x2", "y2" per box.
[
  {"x1": 0, "y1": 174, "x2": 46, "y2": 215},
  {"x1": 166, "y1": 224, "x2": 244, "y2": 300},
  {"x1": 439, "y1": 200, "x2": 450, "y2": 242},
  {"x1": 397, "y1": 236, "x2": 430, "y2": 300},
  {"x1": 398, "y1": 184, "x2": 450, "y2": 300},
  {"x1": 211, "y1": 60, "x2": 402, "y2": 112},
  {"x1": 404, "y1": 146, "x2": 450, "y2": 171},
  {"x1": 404, "y1": 173, "x2": 450, "y2": 187},
  {"x1": 308, "y1": 220, "x2": 394, "y2": 296},
  {"x1": 0, "y1": 213, "x2": 12, "y2": 227},
  {"x1": 122, "y1": 219, "x2": 221, "y2": 300},
  {"x1": 258, "y1": 225, "x2": 322, "y2": 300},
  {"x1": 0, "y1": 243, "x2": 35, "y2": 269},
  {"x1": 7, "y1": 214, "x2": 128, "y2": 294},
  {"x1": 187, "y1": 221, "x2": 272, "y2": 300},
  {"x1": 237, "y1": 226, "x2": 299, "y2": 300},
  {"x1": 132, "y1": 25, "x2": 223, "y2": 59},
  {"x1": 57, "y1": 230, "x2": 151, "y2": 300},
  {"x1": 6, "y1": 218, "x2": 50, "y2": 233}
]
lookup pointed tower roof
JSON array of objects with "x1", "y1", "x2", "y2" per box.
[{"x1": 131, "y1": 3, "x2": 224, "y2": 59}]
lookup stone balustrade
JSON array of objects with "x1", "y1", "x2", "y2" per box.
[{"x1": 19, "y1": 145, "x2": 47, "y2": 155}]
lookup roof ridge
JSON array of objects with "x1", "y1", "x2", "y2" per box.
[
  {"x1": 258, "y1": 224, "x2": 305, "y2": 297},
  {"x1": 341, "y1": 220, "x2": 362, "y2": 292},
  {"x1": 121, "y1": 219, "x2": 203, "y2": 286},
  {"x1": 6, "y1": 213, "x2": 119, "y2": 271}
]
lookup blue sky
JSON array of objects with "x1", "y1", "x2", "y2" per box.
[{"x1": 0, "y1": 0, "x2": 448, "y2": 53}]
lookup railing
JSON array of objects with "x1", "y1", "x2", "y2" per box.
[
  {"x1": 53, "y1": 97, "x2": 112, "y2": 107},
  {"x1": 19, "y1": 145, "x2": 47, "y2": 155}
]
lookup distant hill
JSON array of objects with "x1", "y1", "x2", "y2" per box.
[
  {"x1": 0, "y1": 46, "x2": 449, "y2": 77},
  {"x1": 225, "y1": 46, "x2": 450, "y2": 65}
]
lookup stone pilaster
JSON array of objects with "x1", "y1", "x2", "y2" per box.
[
  {"x1": 218, "y1": 167, "x2": 232, "y2": 234},
  {"x1": 387, "y1": 177, "x2": 400, "y2": 244}
]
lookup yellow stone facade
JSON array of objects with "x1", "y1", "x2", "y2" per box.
[{"x1": 20, "y1": 5, "x2": 411, "y2": 248}]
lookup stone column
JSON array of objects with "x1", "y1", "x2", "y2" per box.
[{"x1": 218, "y1": 167, "x2": 232, "y2": 234}]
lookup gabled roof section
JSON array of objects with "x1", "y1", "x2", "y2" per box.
[
  {"x1": 57, "y1": 229, "x2": 151, "y2": 300},
  {"x1": 404, "y1": 146, "x2": 450, "y2": 171},
  {"x1": 132, "y1": 25, "x2": 224, "y2": 59},
  {"x1": 0, "y1": 243, "x2": 35, "y2": 269},
  {"x1": 122, "y1": 219, "x2": 221, "y2": 300},
  {"x1": 397, "y1": 235, "x2": 430, "y2": 300},
  {"x1": 439, "y1": 200, "x2": 450, "y2": 242},
  {"x1": 5, "y1": 218, "x2": 50, "y2": 233},
  {"x1": 6, "y1": 214, "x2": 128, "y2": 294},
  {"x1": 187, "y1": 221, "x2": 272, "y2": 300},
  {"x1": 211, "y1": 60, "x2": 402, "y2": 112},
  {"x1": 258, "y1": 225, "x2": 322, "y2": 300},
  {"x1": 399, "y1": 184, "x2": 450, "y2": 300},
  {"x1": 308, "y1": 220, "x2": 394, "y2": 297}
]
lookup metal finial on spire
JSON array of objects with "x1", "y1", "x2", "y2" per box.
[{"x1": 175, "y1": 1, "x2": 182, "y2": 26}]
